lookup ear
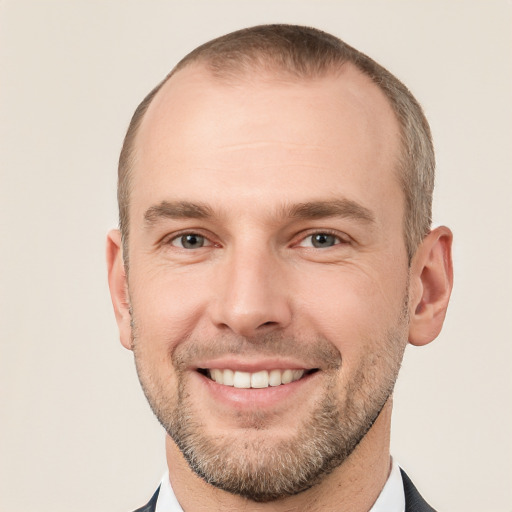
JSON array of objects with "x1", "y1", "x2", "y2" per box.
[
  {"x1": 106, "y1": 229, "x2": 133, "y2": 350},
  {"x1": 408, "y1": 226, "x2": 453, "y2": 346}
]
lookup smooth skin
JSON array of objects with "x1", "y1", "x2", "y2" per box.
[{"x1": 107, "y1": 63, "x2": 453, "y2": 511}]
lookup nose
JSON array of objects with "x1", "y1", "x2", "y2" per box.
[{"x1": 210, "y1": 244, "x2": 292, "y2": 338}]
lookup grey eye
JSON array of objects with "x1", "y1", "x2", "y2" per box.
[
  {"x1": 173, "y1": 234, "x2": 206, "y2": 249},
  {"x1": 311, "y1": 233, "x2": 337, "y2": 248}
]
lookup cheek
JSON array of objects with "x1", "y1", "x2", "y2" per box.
[
  {"x1": 293, "y1": 262, "x2": 408, "y2": 358},
  {"x1": 128, "y1": 264, "x2": 211, "y2": 351}
]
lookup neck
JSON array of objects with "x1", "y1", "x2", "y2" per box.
[{"x1": 165, "y1": 398, "x2": 393, "y2": 512}]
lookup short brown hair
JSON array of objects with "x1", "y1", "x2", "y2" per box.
[{"x1": 118, "y1": 24, "x2": 434, "y2": 262}]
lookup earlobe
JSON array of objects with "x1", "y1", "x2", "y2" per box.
[
  {"x1": 106, "y1": 229, "x2": 133, "y2": 350},
  {"x1": 408, "y1": 226, "x2": 453, "y2": 346}
]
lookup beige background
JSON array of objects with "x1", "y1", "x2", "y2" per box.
[{"x1": 1, "y1": 1, "x2": 511, "y2": 511}]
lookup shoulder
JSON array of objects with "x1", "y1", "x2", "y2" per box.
[
  {"x1": 131, "y1": 487, "x2": 160, "y2": 512},
  {"x1": 400, "y1": 469, "x2": 437, "y2": 512}
]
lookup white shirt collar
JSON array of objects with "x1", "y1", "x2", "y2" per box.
[
  {"x1": 156, "y1": 458, "x2": 405, "y2": 512},
  {"x1": 155, "y1": 469, "x2": 183, "y2": 512},
  {"x1": 370, "y1": 458, "x2": 406, "y2": 512}
]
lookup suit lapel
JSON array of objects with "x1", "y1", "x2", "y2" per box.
[
  {"x1": 401, "y1": 469, "x2": 436, "y2": 512},
  {"x1": 131, "y1": 487, "x2": 160, "y2": 512}
]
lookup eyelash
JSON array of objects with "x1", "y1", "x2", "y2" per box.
[
  {"x1": 296, "y1": 230, "x2": 350, "y2": 248},
  {"x1": 162, "y1": 231, "x2": 214, "y2": 249},
  {"x1": 162, "y1": 229, "x2": 350, "y2": 250}
]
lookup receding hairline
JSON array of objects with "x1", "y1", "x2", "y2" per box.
[
  {"x1": 123, "y1": 56, "x2": 405, "y2": 218},
  {"x1": 122, "y1": 22, "x2": 391, "y2": 178},
  {"x1": 134, "y1": 56, "x2": 398, "y2": 154}
]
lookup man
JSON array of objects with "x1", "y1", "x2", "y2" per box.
[{"x1": 107, "y1": 24, "x2": 453, "y2": 512}]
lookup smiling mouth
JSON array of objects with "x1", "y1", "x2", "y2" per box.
[{"x1": 197, "y1": 368, "x2": 319, "y2": 389}]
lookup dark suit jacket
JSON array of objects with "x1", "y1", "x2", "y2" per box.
[{"x1": 132, "y1": 469, "x2": 436, "y2": 512}]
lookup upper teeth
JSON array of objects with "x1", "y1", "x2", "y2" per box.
[{"x1": 208, "y1": 369, "x2": 305, "y2": 388}]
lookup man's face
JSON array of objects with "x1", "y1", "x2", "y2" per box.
[{"x1": 125, "y1": 64, "x2": 410, "y2": 501}]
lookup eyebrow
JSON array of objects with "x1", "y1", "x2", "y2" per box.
[
  {"x1": 144, "y1": 201, "x2": 214, "y2": 225},
  {"x1": 143, "y1": 198, "x2": 375, "y2": 227},
  {"x1": 288, "y1": 199, "x2": 375, "y2": 224}
]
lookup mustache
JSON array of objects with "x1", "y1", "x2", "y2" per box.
[{"x1": 170, "y1": 332, "x2": 342, "y2": 371}]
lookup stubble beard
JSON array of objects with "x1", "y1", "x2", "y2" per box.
[{"x1": 131, "y1": 304, "x2": 408, "y2": 503}]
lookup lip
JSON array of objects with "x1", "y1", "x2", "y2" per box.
[
  {"x1": 191, "y1": 366, "x2": 320, "y2": 410},
  {"x1": 192, "y1": 357, "x2": 316, "y2": 373}
]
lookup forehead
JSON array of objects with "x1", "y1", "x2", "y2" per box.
[
  {"x1": 139, "y1": 62, "x2": 400, "y2": 155},
  {"x1": 131, "y1": 62, "x2": 402, "y2": 223}
]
